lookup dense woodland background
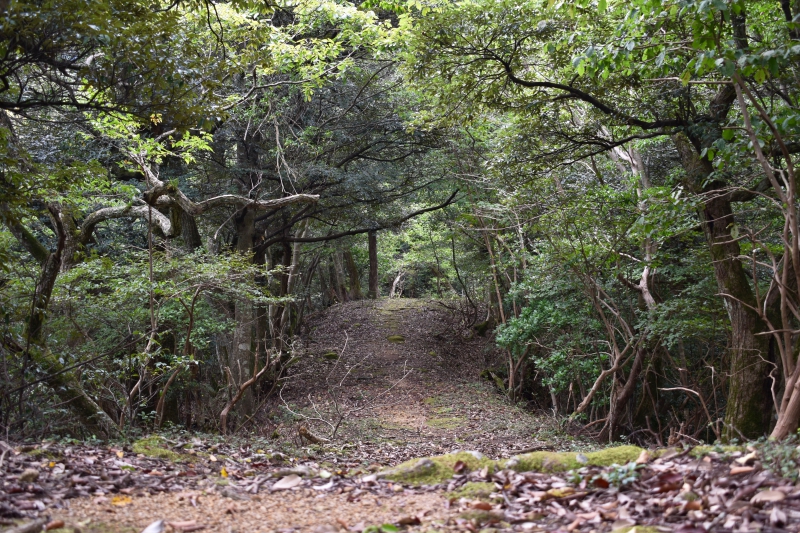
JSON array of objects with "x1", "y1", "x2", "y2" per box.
[{"x1": 1, "y1": 0, "x2": 800, "y2": 446}]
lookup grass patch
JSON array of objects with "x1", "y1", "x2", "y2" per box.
[
  {"x1": 132, "y1": 435, "x2": 185, "y2": 461},
  {"x1": 386, "y1": 335, "x2": 405, "y2": 343}
]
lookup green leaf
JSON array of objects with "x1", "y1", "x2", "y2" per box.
[
  {"x1": 722, "y1": 129, "x2": 734, "y2": 141},
  {"x1": 598, "y1": 0, "x2": 606, "y2": 13}
]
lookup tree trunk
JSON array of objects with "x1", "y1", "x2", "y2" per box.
[
  {"x1": 343, "y1": 249, "x2": 362, "y2": 300},
  {"x1": 368, "y1": 230, "x2": 378, "y2": 299},
  {"x1": 231, "y1": 207, "x2": 255, "y2": 416},
  {"x1": 180, "y1": 209, "x2": 202, "y2": 251},
  {"x1": 674, "y1": 135, "x2": 773, "y2": 439},
  {"x1": 332, "y1": 252, "x2": 348, "y2": 302}
]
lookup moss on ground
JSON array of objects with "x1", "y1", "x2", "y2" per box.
[
  {"x1": 386, "y1": 335, "x2": 405, "y2": 343},
  {"x1": 427, "y1": 416, "x2": 464, "y2": 429},
  {"x1": 383, "y1": 445, "x2": 645, "y2": 485},
  {"x1": 448, "y1": 481, "x2": 496, "y2": 501},
  {"x1": 506, "y1": 445, "x2": 644, "y2": 472},
  {"x1": 689, "y1": 444, "x2": 745, "y2": 457},
  {"x1": 132, "y1": 435, "x2": 185, "y2": 461},
  {"x1": 382, "y1": 452, "x2": 495, "y2": 485}
]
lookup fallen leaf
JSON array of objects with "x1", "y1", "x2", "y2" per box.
[
  {"x1": 319, "y1": 469, "x2": 332, "y2": 479},
  {"x1": 751, "y1": 490, "x2": 786, "y2": 504},
  {"x1": 111, "y1": 495, "x2": 132, "y2": 506},
  {"x1": 272, "y1": 474, "x2": 302, "y2": 490},
  {"x1": 471, "y1": 501, "x2": 492, "y2": 510},
  {"x1": 453, "y1": 460, "x2": 467, "y2": 474},
  {"x1": 397, "y1": 516, "x2": 421, "y2": 526},
  {"x1": 683, "y1": 500, "x2": 702, "y2": 511},
  {"x1": 730, "y1": 466, "x2": 754, "y2": 475},
  {"x1": 45, "y1": 520, "x2": 65, "y2": 531},
  {"x1": 770, "y1": 507, "x2": 787, "y2": 527},
  {"x1": 735, "y1": 451, "x2": 757, "y2": 465},
  {"x1": 546, "y1": 487, "x2": 575, "y2": 498},
  {"x1": 209, "y1": 455, "x2": 217, "y2": 462},
  {"x1": 116, "y1": 451, "x2": 124, "y2": 458},
  {"x1": 141, "y1": 520, "x2": 165, "y2": 533},
  {"x1": 635, "y1": 450, "x2": 650, "y2": 464},
  {"x1": 593, "y1": 477, "x2": 610, "y2": 489},
  {"x1": 220, "y1": 467, "x2": 228, "y2": 478}
]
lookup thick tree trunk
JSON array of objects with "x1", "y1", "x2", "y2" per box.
[
  {"x1": 674, "y1": 135, "x2": 773, "y2": 439},
  {"x1": 180, "y1": 209, "x2": 202, "y2": 251},
  {"x1": 368, "y1": 230, "x2": 378, "y2": 299}
]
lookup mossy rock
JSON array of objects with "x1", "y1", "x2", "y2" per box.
[
  {"x1": 505, "y1": 445, "x2": 643, "y2": 472},
  {"x1": 322, "y1": 351, "x2": 339, "y2": 360},
  {"x1": 382, "y1": 446, "x2": 644, "y2": 485},
  {"x1": 449, "y1": 481, "x2": 496, "y2": 501},
  {"x1": 386, "y1": 335, "x2": 405, "y2": 343},
  {"x1": 381, "y1": 452, "x2": 495, "y2": 485},
  {"x1": 132, "y1": 435, "x2": 185, "y2": 462}
]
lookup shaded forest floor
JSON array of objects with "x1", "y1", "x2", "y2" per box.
[{"x1": 2, "y1": 300, "x2": 800, "y2": 533}]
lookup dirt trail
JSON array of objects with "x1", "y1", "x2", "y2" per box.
[
  {"x1": 4, "y1": 298, "x2": 556, "y2": 533},
  {"x1": 284, "y1": 298, "x2": 555, "y2": 460}
]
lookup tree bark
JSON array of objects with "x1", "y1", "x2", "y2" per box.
[
  {"x1": 674, "y1": 134, "x2": 773, "y2": 439},
  {"x1": 231, "y1": 206, "x2": 256, "y2": 416},
  {"x1": 368, "y1": 230, "x2": 378, "y2": 299},
  {"x1": 343, "y1": 249, "x2": 362, "y2": 300}
]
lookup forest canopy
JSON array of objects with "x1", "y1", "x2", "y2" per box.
[{"x1": 1, "y1": 0, "x2": 800, "y2": 446}]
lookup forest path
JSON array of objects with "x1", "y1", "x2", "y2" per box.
[
  {"x1": 12, "y1": 299, "x2": 560, "y2": 533},
  {"x1": 7, "y1": 300, "x2": 796, "y2": 533},
  {"x1": 285, "y1": 297, "x2": 555, "y2": 462}
]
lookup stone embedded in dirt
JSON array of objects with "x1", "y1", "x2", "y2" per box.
[
  {"x1": 19, "y1": 468, "x2": 39, "y2": 483},
  {"x1": 378, "y1": 458, "x2": 435, "y2": 480}
]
